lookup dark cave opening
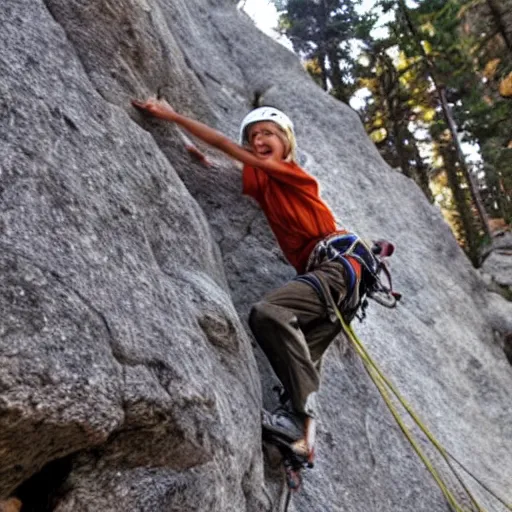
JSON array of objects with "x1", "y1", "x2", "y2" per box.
[{"x1": 13, "y1": 456, "x2": 73, "y2": 512}]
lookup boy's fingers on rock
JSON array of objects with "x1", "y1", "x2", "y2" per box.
[
  {"x1": 132, "y1": 101, "x2": 158, "y2": 115},
  {"x1": 131, "y1": 99, "x2": 147, "y2": 109}
]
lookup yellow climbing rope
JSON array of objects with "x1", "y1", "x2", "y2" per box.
[{"x1": 334, "y1": 305, "x2": 512, "y2": 512}]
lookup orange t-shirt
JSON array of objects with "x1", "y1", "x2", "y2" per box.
[{"x1": 243, "y1": 161, "x2": 359, "y2": 275}]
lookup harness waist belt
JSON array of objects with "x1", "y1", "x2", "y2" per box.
[{"x1": 306, "y1": 233, "x2": 378, "y2": 277}]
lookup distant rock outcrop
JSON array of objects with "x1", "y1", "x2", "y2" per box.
[
  {"x1": 482, "y1": 232, "x2": 512, "y2": 294},
  {"x1": 1, "y1": 1, "x2": 511, "y2": 511}
]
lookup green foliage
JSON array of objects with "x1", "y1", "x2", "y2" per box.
[
  {"x1": 273, "y1": 0, "x2": 366, "y2": 101},
  {"x1": 303, "y1": 57, "x2": 326, "y2": 88},
  {"x1": 268, "y1": 0, "x2": 512, "y2": 255},
  {"x1": 415, "y1": 0, "x2": 512, "y2": 224},
  {"x1": 356, "y1": 42, "x2": 433, "y2": 198},
  {"x1": 369, "y1": 0, "x2": 511, "y2": 254}
]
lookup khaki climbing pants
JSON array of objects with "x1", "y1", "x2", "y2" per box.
[{"x1": 249, "y1": 260, "x2": 351, "y2": 418}]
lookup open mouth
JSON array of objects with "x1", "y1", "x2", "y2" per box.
[{"x1": 256, "y1": 148, "x2": 273, "y2": 157}]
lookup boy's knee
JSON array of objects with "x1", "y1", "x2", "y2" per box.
[{"x1": 249, "y1": 300, "x2": 300, "y2": 338}]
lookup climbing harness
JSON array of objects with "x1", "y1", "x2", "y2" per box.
[
  {"x1": 265, "y1": 234, "x2": 511, "y2": 511},
  {"x1": 363, "y1": 238, "x2": 402, "y2": 310},
  {"x1": 299, "y1": 233, "x2": 401, "y2": 319}
]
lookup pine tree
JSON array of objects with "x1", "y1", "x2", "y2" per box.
[
  {"x1": 457, "y1": 0, "x2": 512, "y2": 223},
  {"x1": 274, "y1": 0, "x2": 366, "y2": 102},
  {"x1": 357, "y1": 42, "x2": 433, "y2": 201}
]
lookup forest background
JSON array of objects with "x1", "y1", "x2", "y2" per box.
[{"x1": 239, "y1": 0, "x2": 512, "y2": 266}]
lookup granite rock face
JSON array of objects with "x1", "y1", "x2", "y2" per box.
[
  {"x1": 1, "y1": 1, "x2": 511, "y2": 511},
  {"x1": 482, "y1": 232, "x2": 512, "y2": 293}
]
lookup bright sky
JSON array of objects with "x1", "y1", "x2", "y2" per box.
[
  {"x1": 238, "y1": 0, "x2": 388, "y2": 38},
  {"x1": 237, "y1": 1, "x2": 280, "y2": 36}
]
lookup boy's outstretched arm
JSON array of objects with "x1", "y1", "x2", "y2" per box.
[{"x1": 132, "y1": 98, "x2": 292, "y2": 175}]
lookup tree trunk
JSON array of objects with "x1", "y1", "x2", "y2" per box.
[
  {"x1": 377, "y1": 54, "x2": 412, "y2": 178},
  {"x1": 412, "y1": 142, "x2": 434, "y2": 203},
  {"x1": 439, "y1": 142, "x2": 481, "y2": 264},
  {"x1": 327, "y1": 48, "x2": 347, "y2": 103},
  {"x1": 396, "y1": 0, "x2": 492, "y2": 241},
  {"x1": 438, "y1": 86, "x2": 491, "y2": 236},
  {"x1": 485, "y1": 0, "x2": 512, "y2": 51},
  {"x1": 318, "y1": 52, "x2": 328, "y2": 91}
]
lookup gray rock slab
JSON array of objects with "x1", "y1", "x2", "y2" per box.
[
  {"x1": 1, "y1": 0, "x2": 511, "y2": 511},
  {"x1": 482, "y1": 232, "x2": 512, "y2": 290}
]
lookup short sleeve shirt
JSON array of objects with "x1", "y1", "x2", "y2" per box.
[{"x1": 242, "y1": 162, "x2": 338, "y2": 274}]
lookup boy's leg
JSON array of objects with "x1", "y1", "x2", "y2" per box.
[{"x1": 249, "y1": 260, "x2": 348, "y2": 418}]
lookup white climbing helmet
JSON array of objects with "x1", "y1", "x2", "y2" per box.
[{"x1": 239, "y1": 106, "x2": 297, "y2": 161}]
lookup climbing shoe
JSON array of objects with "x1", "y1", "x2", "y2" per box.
[{"x1": 262, "y1": 408, "x2": 305, "y2": 442}]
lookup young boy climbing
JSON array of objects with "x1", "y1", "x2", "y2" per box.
[{"x1": 132, "y1": 97, "x2": 376, "y2": 463}]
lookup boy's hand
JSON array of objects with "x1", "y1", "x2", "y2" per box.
[{"x1": 132, "y1": 97, "x2": 176, "y2": 121}]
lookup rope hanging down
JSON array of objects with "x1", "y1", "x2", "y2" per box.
[{"x1": 333, "y1": 305, "x2": 512, "y2": 512}]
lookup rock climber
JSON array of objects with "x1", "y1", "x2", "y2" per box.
[{"x1": 132, "y1": 97, "x2": 377, "y2": 462}]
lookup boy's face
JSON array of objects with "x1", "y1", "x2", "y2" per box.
[{"x1": 247, "y1": 121, "x2": 289, "y2": 162}]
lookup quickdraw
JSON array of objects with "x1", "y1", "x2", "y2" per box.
[{"x1": 357, "y1": 239, "x2": 402, "y2": 320}]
